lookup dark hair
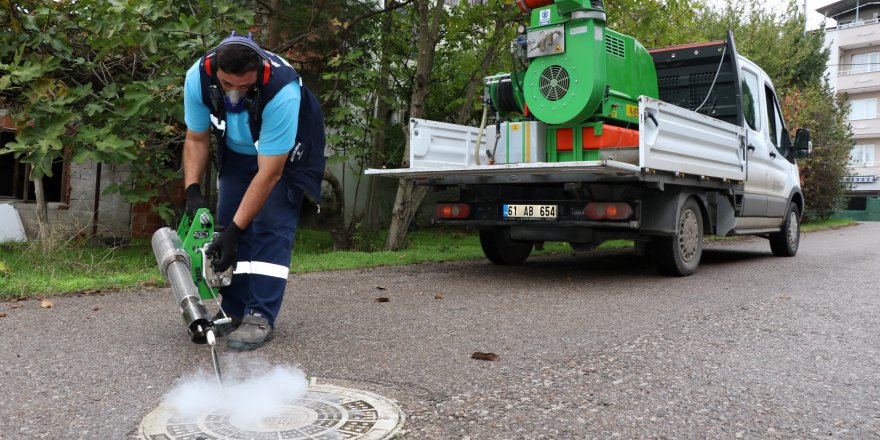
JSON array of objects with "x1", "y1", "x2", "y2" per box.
[{"x1": 216, "y1": 44, "x2": 262, "y2": 74}]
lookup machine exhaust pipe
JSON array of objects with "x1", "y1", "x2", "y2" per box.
[{"x1": 152, "y1": 227, "x2": 213, "y2": 344}]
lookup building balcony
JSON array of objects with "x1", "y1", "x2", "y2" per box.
[
  {"x1": 837, "y1": 70, "x2": 880, "y2": 93},
  {"x1": 836, "y1": 18, "x2": 880, "y2": 50},
  {"x1": 849, "y1": 117, "x2": 880, "y2": 138}
]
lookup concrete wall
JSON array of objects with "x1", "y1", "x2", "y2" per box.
[{"x1": 12, "y1": 161, "x2": 132, "y2": 240}]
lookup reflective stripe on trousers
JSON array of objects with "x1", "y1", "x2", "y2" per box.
[{"x1": 216, "y1": 149, "x2": 304, "y2": 326}]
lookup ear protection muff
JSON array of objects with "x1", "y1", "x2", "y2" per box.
[{"x1": 201, "y1": 32, "x2": 272, "y2": 86}]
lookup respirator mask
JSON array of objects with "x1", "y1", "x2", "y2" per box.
[{"x1": 224, "y1": 89, "x2": 248, "y2": 113}]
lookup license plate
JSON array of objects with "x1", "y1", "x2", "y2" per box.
[{"x1": 503, "y1": 204, "x2": 557, "y2": 219}]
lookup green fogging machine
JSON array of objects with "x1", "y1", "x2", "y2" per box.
[
  {"x1": 151, "y1": 208, "x2": 233, "y2": 387},
  {"x1": 480, "y1": 0, "x2": 659, "y2": 162}
]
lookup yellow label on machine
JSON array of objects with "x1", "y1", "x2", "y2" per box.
[
  {"x1": 510, "y1": 123, "x2": 520, "y2": 131},
  {"x1": 626, "y1": 104, "x2": 638, "y2": 118}
]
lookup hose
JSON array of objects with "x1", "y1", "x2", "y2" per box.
[
  {"x1": 493, "y1": 80, "x2": 519, "y2": 114},
  {"x1": 694, "y1": 45, "x2": 727, "y2": 114},
  {"x1": 474, "y1": 103, "x2": 489, "y2": 166}
]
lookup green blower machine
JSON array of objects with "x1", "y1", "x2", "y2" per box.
[{"x1": 486, "y1": 0, "x2": 658, "y2": 162}]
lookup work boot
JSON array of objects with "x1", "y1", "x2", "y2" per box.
[
  {"x1": 227, "y1": 312, "x2": 274, "y2": 351},
  {"x1": 212, "y1": 311, "x2": 241, "y2": 338}
]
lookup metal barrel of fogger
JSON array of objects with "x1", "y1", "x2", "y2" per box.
[{"x1": 151, "y1": 227, "x2": 212, "y2": 344}]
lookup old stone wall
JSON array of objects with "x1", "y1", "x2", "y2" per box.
[{"x1": 13, "y1": 161, "x2": 132, "y2": 240}]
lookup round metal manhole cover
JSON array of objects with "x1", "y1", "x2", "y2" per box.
[{"x1": 139, "y1": 384, "x2": 404, "y2": 440}]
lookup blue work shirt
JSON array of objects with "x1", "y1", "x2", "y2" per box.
[{"x1": 183, "y1": 61, "x2": 301, "y2": 156}]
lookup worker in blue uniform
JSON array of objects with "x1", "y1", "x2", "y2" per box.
[{"x1": 182, "y1": 33, "x2": 325, "y2": 351}]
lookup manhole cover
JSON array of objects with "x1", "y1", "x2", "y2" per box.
[{"x1": 139, "y1": 384, "x2": 404, "y2": 440}]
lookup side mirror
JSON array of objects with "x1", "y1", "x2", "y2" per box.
[{"x1": 794, "y1": 128, "x2": 811, "y2": 159}]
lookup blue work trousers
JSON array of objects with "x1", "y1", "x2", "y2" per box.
[{"x1": 216, "y1": 148, "x2": 304, "y2": 326}]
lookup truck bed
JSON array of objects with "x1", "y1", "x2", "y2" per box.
[{"x1": 366, "y1": 97, "x2": 747, "y2": 184}]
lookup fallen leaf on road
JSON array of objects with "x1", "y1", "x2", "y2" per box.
[
  {"x1": 141, "y1": 279, "x2": 157, "y2": 287},
  {"x1": 93, "y1": 307, "x2": 100, "y2": 311},
  {"x1": 376, "y1": 286, "x2": 387, "y2": 291},
  {"x1": 41, "y1": 299, "x2": 54, "y2": 309},
  {"x1": 8, "y1": 304, "x2": 20, "y2": 309},
  {"x1": 434, "y1": 294, "x2": 444, "y2": 300},
  {"x1": 375, "y1": 297, "x2": 390, "y2": 303},
  {"x1": 471, "y1": 352, "x2": 500, "y2": 361},
  {"x1": 82, "y1": 289, "x2": 99, "y2": 294},
  {"x1": 0, "y1": 312, "x2": 6, "y2": 318}
]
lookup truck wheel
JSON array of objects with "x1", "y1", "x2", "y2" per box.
[
  {"x1": 479, "y1": 228, "x2": 533, "y2": 265},
  {"x1": 769, "y1": 203, "x2": 800, "y2": 257},
  {"x1": 650, "y1": 197, "x2": 703, "y2": 276}
]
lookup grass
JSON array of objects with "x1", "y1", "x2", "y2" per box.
[
  {"x1": 0, "y1": 238, "x2": 163, "y2": 299},
  {"x1": 290, "y1": 228, "x2": 628, "y2": 273},
  {"x1": 0, "y1": 218, "x2": 856, "y2": 298}
]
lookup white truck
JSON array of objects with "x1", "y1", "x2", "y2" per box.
[{"x1": 368, "y1": 37, "x2": 812, "y2": 276}]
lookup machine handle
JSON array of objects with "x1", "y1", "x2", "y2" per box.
[
  {"x1": 747, "y1": 144, "x2": 756, "y2": 152},
  {"x1": 770, "y1": 151, "x2": 777, "y2": 158}
]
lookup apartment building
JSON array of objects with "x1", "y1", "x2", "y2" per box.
[{"x1": 818, "y1": 0, "x2": 880, "y2": 220}]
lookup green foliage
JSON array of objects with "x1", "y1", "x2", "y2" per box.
[
  {"x1": 0, "y1": 1, "x2": 253, "y2": 223},
  {"x1": 694, "y1": 0, "x2": 828, "y2": 87},
  {"x1": 606, "y1": 0, "x2": 704, "y2": 48},
  {"x1": 425, "y1": 2, "x2": 518, "y2": 124},
  {"x1": 781, "y1": 85, "x2": 852, "y2": 220}
]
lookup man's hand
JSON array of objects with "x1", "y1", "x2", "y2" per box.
[
  {"x1": 185, "y1": 183, "x2": 211, "y2": 217},
  {"x1": 206, "y1": 222, "x2": 243, "y2": 272}
]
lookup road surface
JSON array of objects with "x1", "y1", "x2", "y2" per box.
[{"x1": 1, "y1": 222, "x2": 879, "y2": 439}]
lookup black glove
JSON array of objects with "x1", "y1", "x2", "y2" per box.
[
  {"x1": 185, "y1": 183, "x2": 210, "y2": 217},
  {"x1": 206, "y1": 222, "x2": 243, "y2": 273}
]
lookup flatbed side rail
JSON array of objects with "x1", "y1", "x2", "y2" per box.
[
  {"x1": 364, "y1": 159, "x2": 640, "y2": 179},
  {"x1": 639, "y1": 96, "x2": 747, "y2": 181}
]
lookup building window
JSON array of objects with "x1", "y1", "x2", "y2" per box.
[
  {"x1": 0, "y1": 132, "x2": 67, "y2": 203},
  {"x1": 851, "y1": 52, "x2": 880, "y2": 74},
  {"x1": 742, "y1": 69, "x2": 761, "y2": 131},
  {"x1": 849, "y1": 98, "x2": 877, "y2": 120},
  {"x1": 849, "y1": 144, "x2": 875, "y2": 166}
]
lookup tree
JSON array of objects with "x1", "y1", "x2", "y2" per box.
[
  {"x1": 384, "y1": 0, "x2": 447, "y2": 251},
  {"x1": 606, "y1": 0, "x2": 703, "y2": 48},
  {"x1": 781, "y1": 85, "x2": 852, "y2": 220},
  {"x1": 383, "y1": 0, "x2": 518, "y2": 250},
  {"x1": 0, "y1": 1, "x2": 252, "y2": 241}
]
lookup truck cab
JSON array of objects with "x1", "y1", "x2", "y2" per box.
[{"x1": 650, "y1": 41, "x2": 809, "y2": 233}]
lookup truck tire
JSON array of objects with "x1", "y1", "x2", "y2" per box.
[
  {"x1": 650, "y1": 197, "x2": 703, "y2": 276},
  {"x1": 769, "y1": 203, "x2": 800, "y2": 257},
  {"x1": 479, "y1": 228, "x2": 533, "y2": 265}
]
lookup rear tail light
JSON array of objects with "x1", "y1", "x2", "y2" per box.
[
  {"x1": 584, "y1": 202, "x2": 633, "y2": 220},
  {"x1": 436, "y1": 203, "x2": 471, "y2": 219}
]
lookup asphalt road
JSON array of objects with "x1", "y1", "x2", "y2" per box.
[{"x1": 2, "y1": 222, "x2": 879, "y2": 439}]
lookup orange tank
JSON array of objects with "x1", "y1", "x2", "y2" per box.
[
  {"x1": 582, "y1": 124, "x2": 639, "y2": 150},
  {"x1": 516, "y1": 0, "x2": 554, "y2": 13}
]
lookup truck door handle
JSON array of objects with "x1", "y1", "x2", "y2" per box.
[
  {"x1": 769, "y1": 152, "x2": 777, "y2": 158},
  {"x1": 747, "y1": 145, "x2": 756, "y2": 152}
]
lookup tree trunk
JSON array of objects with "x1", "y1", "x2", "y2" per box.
[
  {"x1": 33, "y1": 177, "x2": 50, "y2": 243},
  {"x1": 322, "y1": 169, "x2": 350, "y2": 250},
  {"x1": 365, "y1": 7, "x2": 396, "y2": 229},
  {"x1": 267, "y1": 0, "x2": 282, "y2": 49},
  {"x1": 385, "y1": 0, "x2": 446, "y2": 251}
]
